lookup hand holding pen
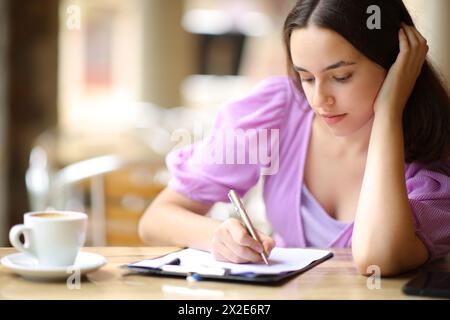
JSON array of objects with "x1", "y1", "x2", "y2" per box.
[{"x1": 209, "y1": 190, "x2": 276, "y2": 264}]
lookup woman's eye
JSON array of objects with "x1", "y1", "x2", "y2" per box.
[
  {"x1": 301, "y1": 74, "x2": 352, "y2": 83},
  {"x1": 334, "y1": 74, "x2": 352, "y2": 82}
]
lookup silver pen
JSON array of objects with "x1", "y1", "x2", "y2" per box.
[{"x1": 228, "y1": 189, "x2": 269, "y2": 265}]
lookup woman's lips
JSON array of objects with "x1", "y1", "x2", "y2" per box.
[{"x1": 321, "y1": 113, "x2": 347, "y2": 125}]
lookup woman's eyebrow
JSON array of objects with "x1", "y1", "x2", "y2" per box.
[{"x1": 293, "y1": 60, "x2": 356, "y2": 73}]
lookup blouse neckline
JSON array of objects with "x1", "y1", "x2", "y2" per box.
[{"x1": 302, "y1": 183, "x2": 350, "y2": 226}]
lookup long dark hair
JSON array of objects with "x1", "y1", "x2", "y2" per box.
[{"x1": 283, "y1": 0, "x2": 450, "y2": 165}]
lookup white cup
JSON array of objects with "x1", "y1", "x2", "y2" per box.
[{"x1": 9, "y1": 211, "x2": 87, "y2": 267}]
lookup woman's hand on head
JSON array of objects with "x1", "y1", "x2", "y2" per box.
[
  {"x1": 210, "y1": 218, "x2": 275, "y2": 264},
  {"x1": 373, "y1": 23, "x2": 429, "y2": 117}
]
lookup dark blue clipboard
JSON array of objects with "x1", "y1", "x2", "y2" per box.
[{"x1": 124, "y1": 251, "x2": 333, "y2": 286}]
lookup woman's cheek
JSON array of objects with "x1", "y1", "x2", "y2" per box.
[
  {"x1": 357, "y1": 72, "x2": 386, "y2": 104},
  {"x1": 346, "y1": 81, "x2": 378, "y2": 110}
]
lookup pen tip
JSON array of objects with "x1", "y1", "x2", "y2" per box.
[{"x1": 262, "y1": 254, "x2": 269, "y2": 265}]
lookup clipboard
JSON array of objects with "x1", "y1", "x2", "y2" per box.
[{"x1": 125, "y1": 251, "x2": 333, "y2": 286}]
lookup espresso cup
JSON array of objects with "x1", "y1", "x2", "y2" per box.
[{"x1": 9, "y1": 211, "x2": 87, "y2": 267}]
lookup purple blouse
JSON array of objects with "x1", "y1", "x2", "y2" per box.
[
  {"x1": 301, "y1": 184, "x2": 352, "y2": 248},
  {"x1": 166, "y1": 76, "x2": 450, "y2": 261}
]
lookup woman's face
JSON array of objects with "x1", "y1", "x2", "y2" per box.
[{"x1": 290, "y1": 25, "x2": 387, "y2": 136}]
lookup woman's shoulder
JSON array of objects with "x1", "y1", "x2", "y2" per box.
[
  {"x1": 217, "y1": 75, "x2": 308, "y2": 129},
  {"x1": 405, "y1": 160, "x2": 450, "y2": 198}
]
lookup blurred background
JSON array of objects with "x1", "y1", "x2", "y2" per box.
[{"x1": 0, "y1": 0, "x2": 449, "y2": 247}]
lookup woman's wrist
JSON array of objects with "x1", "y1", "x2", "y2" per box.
[{"x1": 373, "y1": 103, "x2": 404, "y2": 124}]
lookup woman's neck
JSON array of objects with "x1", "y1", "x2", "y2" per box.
[{"x1": 314, "y1": 113, "x2": 373, "y2": 160}]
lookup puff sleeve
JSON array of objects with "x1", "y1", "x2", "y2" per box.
[
  {"x1": 406, "y1": 161, "x2": 450, "y2": 261},
  {"x1": 166, "y1": 76, "x2": 290, "y2": 204}
]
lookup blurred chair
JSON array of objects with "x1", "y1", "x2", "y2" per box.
[{"x1": 25, "y1": 129, "x2": 169, "y2": 246}]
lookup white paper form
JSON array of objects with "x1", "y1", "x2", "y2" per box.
[{"x1": 129, "y1": 247, "x2": 332, "y2": 275}]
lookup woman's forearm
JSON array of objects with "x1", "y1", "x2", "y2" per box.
[
  {"x1": 138, "y1": 193, "x2": 221, "y2": 251},
  {"x1": 351, "y1": 22, "x2": 431, "y2": 276},
  {"x1": 353, "y1": 109, "x2": 427, "y2": 275}
]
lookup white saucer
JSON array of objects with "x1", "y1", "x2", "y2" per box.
[{"x1": 1, "y1": 252, "x2": 107, "y2": 281}]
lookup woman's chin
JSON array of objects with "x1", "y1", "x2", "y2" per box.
[
  {"x1": 327, "y1": 119, "x2": 374, "y2": 138},
  {"x1": 329, "y1": 128, "x2": 354, "y2": 137}
]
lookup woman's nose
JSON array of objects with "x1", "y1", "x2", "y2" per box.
[{"x1": 312, "y1": 83, "x2": 334, "y2": 109}]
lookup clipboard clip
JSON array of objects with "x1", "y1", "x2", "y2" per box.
[
  {"x1": 138, "y1": 257, "x2": 229, "y2": 277},
  {"x1": 160, "y1": 264, "x2": 229, "y2": 277}
]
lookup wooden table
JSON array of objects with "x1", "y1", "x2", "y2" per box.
[{"x1": 0, "y1": 247, "x2": 448, "y2": 300}]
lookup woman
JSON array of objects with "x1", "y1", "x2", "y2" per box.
[{"x1": 139, "y1": 0, "x2": 450, "y2": 276}]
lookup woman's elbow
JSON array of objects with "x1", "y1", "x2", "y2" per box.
[
  {"x1": 138, "y1": 217, "x2": 150, "y2": 245},
  {"x1": 352, "y1": 247, "x2": 428, "y2": 277},
  {"x1": 352, "y1": 243, "x2": 404, "y2": 276},
  {"x1": 353, "y1": 255, "x2": 403, "y2": 277},
  {"x1": 138, "y1": 205, "x2": 159, "y2": 245}
]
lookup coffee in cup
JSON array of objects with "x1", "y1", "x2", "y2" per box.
[{"x1": 9, "y1": 211, "x2": 87, "y2": 267}]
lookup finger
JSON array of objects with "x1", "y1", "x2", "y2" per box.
[
  {"x1": 256, "y1": 230, "x2": 276, "y2": 255},
  {"x1": 211, "y1": 223, "x2": 248, "y2": 263},
  {"x1": 408, "y1": 26, "x2": 428, "y2": 50},
  {"x1": 212, "y1": 251, "x2": 227, "y2": 262},
  {"x1": 412, "y1": 27, "x2": 426, "y2": 43},
  {"x1": 395, "y1": 27, "x2": 410, "y2": 69},
  {"x1": 398, "y1": 27, "x2": 409, "y2": 53},
  {"x1": 410, "y1": 27, "x2": 429, "y2": 55},
  {"x1": 223, "y1": 228, "x2": 263, "y2": 263},
  {"x1": 402, "y1": 23, "x2": 428, "y2": 54},
  {"x1": 407, "y1": 26, "x2": 429, "y2": 73},
  {"x1": 401, "y1": 24, "x2": 420, "y2": 49},
  {"x1": 212, "y1": 220, "x2": 262, "y2": 263},
  {"x1": 263, "y1": 238, "x2": 276, "y2": 254},
  {"x1": 212, "y1": 241, "x2": 243, "y2": 263},
  {"x1": 227, "y1": 219, "x2": 263, "y2": 252}
]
